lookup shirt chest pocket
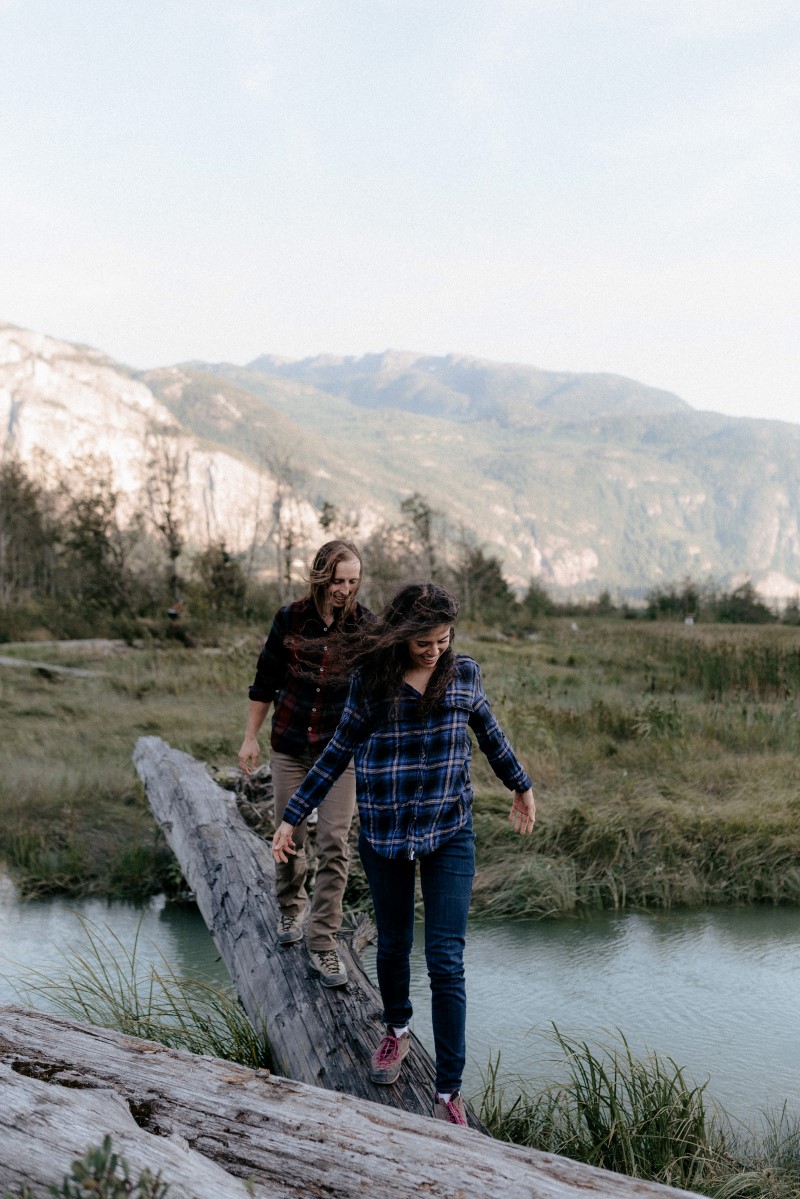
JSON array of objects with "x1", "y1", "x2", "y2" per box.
[{"x1": 427, "y1": 696, "x2": 474, "y2": 795}]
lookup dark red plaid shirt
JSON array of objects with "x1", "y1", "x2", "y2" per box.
[{"x1": 248, "y1": 596, "x2": 373, "y2": 757}]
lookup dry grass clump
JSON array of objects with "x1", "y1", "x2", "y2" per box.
[{"x1": 17, "y1": 914, "x2": 268, "y2": 1068}]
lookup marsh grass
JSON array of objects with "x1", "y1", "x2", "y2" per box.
[
  {"x1": 0, "y1": 639, "x2": 259, "y2": 897},
  {"x1": 2, "y1": 622, "x2": 800, "y2": 913},
  {"x1": 17, "y1": 914, "x2": 269, "y2": 1068},
  {"x1": 477, "y1": 1029, "x2": 800, "y2": 1199},
  {"x1": 466, "y1": 622, "x2": 800, "y2": 917}
]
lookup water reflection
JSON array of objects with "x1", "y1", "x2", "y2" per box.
[
  {"x1": 2, "y1": 870, "x2": 798, "y2": 1122},
  {"x1": 0, "y1": 877, "x2": 229, "y2": 1014},
  {"x1": 365, "y1": 906, "x2": 800, "y2": 1118}
]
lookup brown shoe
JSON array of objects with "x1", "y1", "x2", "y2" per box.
[
  {"x1": 434, "y1": 1091, "x2": 468, "y2": 1126},
  {"x1": 308, "y1": 947, "x2": 348, "y2": 988},
  {"x1": 369, "y1": 1030, "x2": 410, "y2": 1084},
  {"x1": 277, "y1": 908, "x2": 305, "y2": 945}
]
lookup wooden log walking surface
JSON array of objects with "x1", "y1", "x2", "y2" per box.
[
  {"x1": 131, "y1": 734, "x2": 456, "y2": 1122},
  {"x1": 0, "y1": 1005, "x2": 704, "y2": 1199},
  {"x1": 0, "y1": 736, "x2": 706, "y2": 1197}
]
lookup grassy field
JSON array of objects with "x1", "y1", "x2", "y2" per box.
[{"x1": 2, "y1": 619, "x2": 800, "y2": 914}]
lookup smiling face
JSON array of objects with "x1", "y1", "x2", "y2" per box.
[
  {"x1": 405, "y1": 623, "x2": 452, "y2": 672},
  {"x1": 325, "y1": 556, "x2": 361, "y2": 614}
]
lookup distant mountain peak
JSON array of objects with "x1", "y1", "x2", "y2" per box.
[
  {"x1": 245, "y1": 347, "x2": 689, "y2": 425},
  {"x1": 4, "y1": 320, "x2": 800, "y2": 600}
]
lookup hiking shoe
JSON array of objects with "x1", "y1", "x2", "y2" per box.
[
  {"x1": 308, "y1": 947, "x2": 348, "y2": 988},
  {"x1": 277, "y1": 908, "x2": 305, "y2": 945},
  {"x1": 369, "y1": 1030, "x2": 410, "y2": 1084},
  {"x1": 434, "y1": 1091, "x2": 468, "y2": 1126}
]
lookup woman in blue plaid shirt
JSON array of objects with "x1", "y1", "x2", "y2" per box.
[{"x1": 273, "y1": 581, "x2": 536, "y2": 1127}]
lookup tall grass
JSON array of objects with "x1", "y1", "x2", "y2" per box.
[
  {"x1": 0, "y1": 639, "x2": 258, "y2": 897},
  {"x1": 16, "y1": 914, "x2": 270, "y2": 1068},
  {"x1": 467, "y1": 622, "x2": 800, "y2": 917},
  {"x1": 478, "y1": 1029, "x2": 800, "y2": 1199},
  {"x1": 3, "y1": 622, "x2": 800, "y2": 914}
]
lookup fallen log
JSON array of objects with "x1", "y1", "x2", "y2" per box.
[
  {"x1": 0, "y1": 654, "x2": 108, "y2": 677},
  {"x1": 0, "y1": 1004, "x2": 704, "y2": 1199},
  {"x1": 132, "y1": 735, "x2": 474, "y2": 1125}
]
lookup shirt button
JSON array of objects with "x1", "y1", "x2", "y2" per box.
[
  {"x1": 316, "y1": 687, "x2": 321, "y2": 692},
  {"x1": 308, "y1": 726, "x2": 312, "y2": 731},
  {"x1": 312, "y1": 707, "x2": 316, "y2": 712}
]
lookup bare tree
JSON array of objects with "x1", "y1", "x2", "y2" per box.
[
  {"x1": 261, "y1": 448, "x2": 308, "y2": 602},
  {"x1": 400, "y1": 492, "x2": 441, "y2": 577},
  {"x1": 144, "y1": 423, "x2": 189, "y2": 600}
]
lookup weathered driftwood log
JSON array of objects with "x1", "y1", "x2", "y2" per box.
[
  {"x1": 0, "y1": 654, "x2": 108, "y2": 677},
  {"x1": 0, "y1": 1005, "x2": 703, "y2": 1199},
  {"x1": 132, "y1": 735, "x2": 481, "y2": 1126}
]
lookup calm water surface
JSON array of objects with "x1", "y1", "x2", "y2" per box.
[
  {"x1": 377, "y1": 905, "x2": 800, "y2": 1118},
  {"x1": 2, "y1": 873, "x2": 798, "y2": 1121}
]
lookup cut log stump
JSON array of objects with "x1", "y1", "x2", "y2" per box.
[
  {"x1": 132, "y1": 735, "x2": 480, "y2": 1125},
  {"x1": 0, "y1": 1005, "x2": 704, "y2": 1199}
]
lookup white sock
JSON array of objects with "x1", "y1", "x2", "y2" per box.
[
  {"x1": 437, "y1": 1091, "x2": 452, "y2": 1104},
  {"x1": 391, "y1": 1025, "x2": 409, "y2": 1038}
]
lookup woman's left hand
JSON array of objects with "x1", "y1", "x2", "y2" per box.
[
  {"x1": 508, "y1": 789, "x2": 536, "y2": 834},
  {"x1": 272, "y1": 820, "x2": 298, "y2": 863}
]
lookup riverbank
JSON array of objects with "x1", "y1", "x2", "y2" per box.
[
  {"x1": 2, "y1": 621, "x2": 800, "y2": 911},
  {"x1": 3, "y1": 892, "x2": 798, "y2": 1199}
]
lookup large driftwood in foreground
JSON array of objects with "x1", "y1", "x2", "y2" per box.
[
  {"x1": 132, "y1": 735, "x2": 469, "y2": 1123},
  {"x1": 0, "y1": 1005, "x2": 703, "y2": 1199}
]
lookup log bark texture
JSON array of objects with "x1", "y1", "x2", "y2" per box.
[
  {"x1": 132, "y1": 735, "x2": 475, "y2": 1124},
  {"x1": 0, "y1": 1005, "x2": 703, "y2": 1199}
]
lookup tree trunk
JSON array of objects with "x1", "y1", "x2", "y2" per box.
[
  {"x1": 131, "y1": 736, "x2": 479, "y2": 1126},
  {"x1": 0, "y1": 1005, "x2": 703, "y2": 1199}
]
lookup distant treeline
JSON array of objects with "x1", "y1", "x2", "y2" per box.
[{"x1": 1, "y1": 458, "x2": 796, "y2": 642}]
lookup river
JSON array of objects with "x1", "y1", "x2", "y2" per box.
[{"x1": 1, "y1": 873, "x2": 798, "y2": 1122}]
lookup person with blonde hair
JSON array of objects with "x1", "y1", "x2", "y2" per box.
[
  {"x1": 239, "y1": 540, "x2": 373, "y2": 987},
  {"x1": 272, "y1": 581, "x2": 535, "y2": 1124}
]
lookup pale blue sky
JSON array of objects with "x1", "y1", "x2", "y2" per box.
[{"x1": 1, "y1": 0, "x2": 798, "y2": 422}]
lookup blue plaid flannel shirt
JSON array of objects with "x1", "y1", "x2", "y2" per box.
[{"x1": 283, "y1": 654, "x2": 532, "y2": 859}]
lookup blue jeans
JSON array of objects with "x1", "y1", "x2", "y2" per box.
[{"x1": 359, "y1": 826, "x2": 475, "y2": 1093}]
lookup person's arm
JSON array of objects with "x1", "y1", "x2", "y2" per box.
[
  {"x1": 238, "y1": 698, "x2": 271, "y2": 776},
  {"x1": 238, "y1": 611, "x2": 289, "y2": 775},
  {"x1": 466, "y1": 662, "x2": 536, "y2": 836}
]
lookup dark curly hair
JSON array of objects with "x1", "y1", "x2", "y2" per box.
[{"x1": 338, "y1": 581, "x2": 460, "y2": 710}]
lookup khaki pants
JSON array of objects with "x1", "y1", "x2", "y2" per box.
[{"x1": 270, "y1": 749, "x2": 356, "y2": 952}]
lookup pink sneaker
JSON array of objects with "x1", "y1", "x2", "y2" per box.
[
  {"x1": 434, "y1": 1091, "x2": 468, "y2": 1126},
  {"x1": 369, "y1": 1030, "x2": 410, "y2": 1084}
]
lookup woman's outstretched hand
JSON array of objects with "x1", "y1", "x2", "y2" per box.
[
  {"x1": 509, "y1": 789, "x2": 536, "y2": 834},
  {"x1": 272, "y1": 820, "x2": 298, "y2": 863}
]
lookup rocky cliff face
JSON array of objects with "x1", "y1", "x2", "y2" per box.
[
  {"x1": 3, "y1": 322, "x2": 800, "y2": 600},
  {"x1": 0, "y1": 324, "x2": 320, "y2": 555}
]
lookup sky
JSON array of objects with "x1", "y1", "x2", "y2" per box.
[{"x1": 1, "y1": 0, "x2": 799, "y2": 423}]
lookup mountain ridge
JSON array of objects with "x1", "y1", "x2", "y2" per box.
[{"x1": 2, "y1": 321, "x2": 799, "y2": 600}]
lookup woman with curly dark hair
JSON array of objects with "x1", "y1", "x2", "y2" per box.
[{"x1": 272, "y1": 581, "x2": 536, "y2": 1126}]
